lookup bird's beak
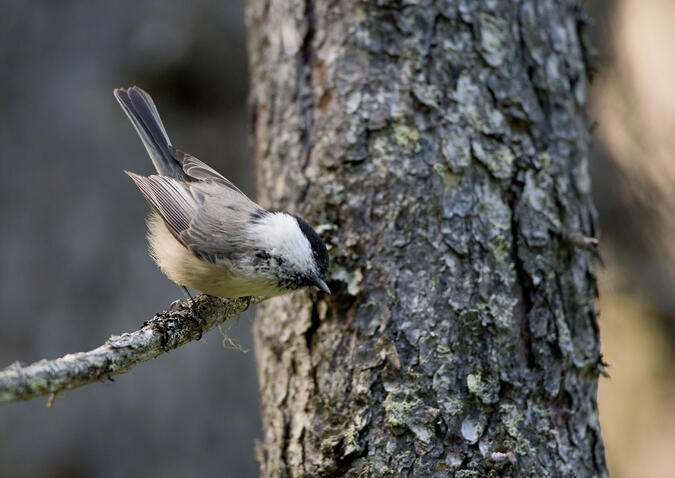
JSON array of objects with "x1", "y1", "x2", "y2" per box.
[{"x1": 314, "y1": 278, "x2": 331, "y2": 295}]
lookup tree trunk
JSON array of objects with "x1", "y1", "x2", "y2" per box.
[{"x1": 246, "y1": 1, "x2": 607, "y2": 477}]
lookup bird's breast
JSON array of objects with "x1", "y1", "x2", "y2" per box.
[{"x1": 146, "y1": 212, "x2": 281, "y2": 298}]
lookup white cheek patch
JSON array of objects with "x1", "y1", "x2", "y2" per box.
[{"x1": 252, "y1": 213, "x2": 315, "y2": 272}]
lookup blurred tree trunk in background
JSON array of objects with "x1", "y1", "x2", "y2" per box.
[{"x1": 246, "y1": 0, "x2": 607, "y2": 476}]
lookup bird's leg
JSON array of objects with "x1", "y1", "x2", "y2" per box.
[{"x1": 181, "y1": 286, "x2": 206, "y2": 340}]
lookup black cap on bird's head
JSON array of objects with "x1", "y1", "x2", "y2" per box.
[{"x1": 294, "y1": 216, "x2": 330, "y2": 294}]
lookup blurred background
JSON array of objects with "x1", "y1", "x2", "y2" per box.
[
  {"x1": 0, "y1": 2, "x2": 259, "y2": 477},
  {"x1": 0, "y1": 1, "x2": 673, "y2": 477}
]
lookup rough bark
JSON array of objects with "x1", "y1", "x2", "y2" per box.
[
  {"x1": 246, "y1": 1, "x2": 606, "y2": 477},
  {"x1": 0, "y1": 295, "x2": 263, "y2": 404}
]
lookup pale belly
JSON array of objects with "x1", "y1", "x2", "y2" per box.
[{"x1": 146, "y1": 213, "x2": 280, "y2": 298}]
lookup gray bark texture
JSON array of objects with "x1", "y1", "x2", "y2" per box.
[{"x1": 246, "y1": 1, "x2": 606, "y2": 477}]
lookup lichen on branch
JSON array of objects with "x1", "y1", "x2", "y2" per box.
[{"x1": 0, "y1": 295, "x2": 264, "y2": 405}]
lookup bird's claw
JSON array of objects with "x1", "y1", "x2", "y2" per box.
[
  {"x1": 180, "y1": 286, "x2": 206, "y2": 340},
  {"x1": 190, "y1": 301, "x2": 207, "y2": 340},
  {"x1": 167, "y1": 299, "x2": 183, "y2": 312}
]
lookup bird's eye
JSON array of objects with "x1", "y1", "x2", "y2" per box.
[{"x1": 255, "y1": 250, "x2": 271, "y2": 261}]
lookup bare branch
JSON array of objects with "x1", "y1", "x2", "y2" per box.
[{"x1": 0, "y1": 295, "x2": 264, "y2": 405}]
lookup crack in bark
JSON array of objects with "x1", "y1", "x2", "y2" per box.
[
  {"x1": 279, "y1": 414, "x2": 292, "y2": 478},
  {"x1": 507, "y1": 182, "x2": 536, "y2": 371},
  {"x1": 298, "y1": 0, "x2": 316, "y2": 204},
  {"x1": 304, "y1": 300, "x2": 321, "y2": 352}
]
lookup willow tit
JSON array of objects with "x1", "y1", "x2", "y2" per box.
[{"x1": 114, "y1": 86, "x2": 330, "y2": 298}]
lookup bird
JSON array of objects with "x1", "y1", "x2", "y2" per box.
[{"x1": 114, "y1": 86, "x2": 330, "y2": 302}]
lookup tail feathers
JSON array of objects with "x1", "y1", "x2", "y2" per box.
[{"x1": 114, "y1": 86, "x2": 185, "y2": 179}]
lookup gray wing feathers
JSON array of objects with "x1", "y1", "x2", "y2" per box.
[
  {"x1": 181, "y1": 198, "x2": 255, "y2": 263},
  {"x1": 168, "y1": 146, "x2": 245, "y2": 194},
  {"x1": 127, "y1": 171, "x2": 258, "y2": 263},
  {"x1": 126, "y1": 172, "x2": 196, "y2": 239},
  {"x1": 114, "y1": 86, "x2": 186, "y2": 179}
]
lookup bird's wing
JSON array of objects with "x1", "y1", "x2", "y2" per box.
[
  {"x1": 127, "y1": 171, "x2": 260, "y2": 263},
  {"x1": 168, "y1": 146, "x2": 246, "y2": 196},
  {"x1": 126, "y1": 172, "x2": 195, "y2": 238}
]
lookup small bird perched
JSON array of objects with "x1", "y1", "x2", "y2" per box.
[{"x1": 114, "y1": 86, "x2": 330, "y2": 299}]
